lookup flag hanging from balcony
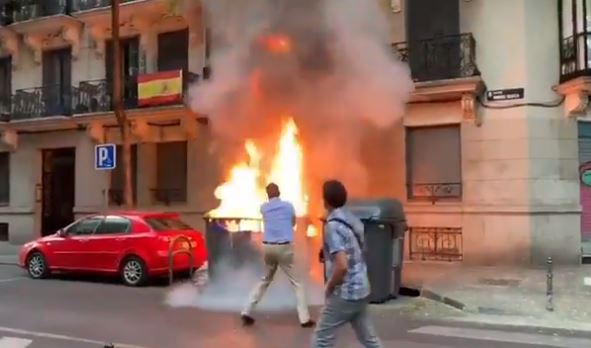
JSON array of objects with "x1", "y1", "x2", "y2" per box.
[{"x1": 137, "y1": 70, "x2": 183, "y2": 107}]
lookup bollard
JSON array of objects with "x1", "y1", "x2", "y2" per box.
[{"x1": 546, "y1": 256, "x2": 554, "y2": 312}]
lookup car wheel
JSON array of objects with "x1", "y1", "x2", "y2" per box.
[
  {"x1": 26, "y1": 252, "x2": 49, "y2": 279},
  {"x1": 120, "y1": 256, "x2": 148, "y2": 287}
]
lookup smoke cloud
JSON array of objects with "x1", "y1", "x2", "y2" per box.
[
  {"x1": 190, "y1": 0, "x2": 413, "y2": 204},
  {"x1": 165, "y1": 233, "x2": 324, "y2": 312}
]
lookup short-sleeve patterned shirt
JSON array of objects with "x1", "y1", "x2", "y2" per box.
[{"x1": 323, "y1": 208, "x2": 370, "y2": 301}]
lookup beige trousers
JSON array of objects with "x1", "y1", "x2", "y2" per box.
[{"x1": 242, "y1": 244, "x2": 311, "y2": 323}]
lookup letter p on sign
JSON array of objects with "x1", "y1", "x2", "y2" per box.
[{"x1": 95, "y1": 144, "x2": 116, "y2": 170}]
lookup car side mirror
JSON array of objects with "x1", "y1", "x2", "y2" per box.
[{"x1": 57, "y1": 229, "x2": 67, "y2": 237}]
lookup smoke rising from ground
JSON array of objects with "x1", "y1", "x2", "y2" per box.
[
  {"x1": 165, "y1": 235, "x2": 324, "y2": 312},
  {"x1": 190, "y1": 0, "x2": 413, "y2": 201}
]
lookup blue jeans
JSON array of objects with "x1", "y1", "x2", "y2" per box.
[{"x1": 312, "y1": 295, "x2": 382, "y2": 348}]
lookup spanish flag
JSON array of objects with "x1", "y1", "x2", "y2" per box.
[{"x1": 137, "y1": 70, "x2": 183, "y2": 107}]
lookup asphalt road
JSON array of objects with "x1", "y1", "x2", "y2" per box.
[{"x1": 0, "y1": 265, "x2": 590, "y2": 348}]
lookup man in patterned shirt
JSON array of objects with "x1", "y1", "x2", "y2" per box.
[{"x1": 312, "y1": 180, "x2": 382, "y2": 348}]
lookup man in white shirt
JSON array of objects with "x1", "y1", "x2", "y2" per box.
[{"x1": 241, "y1": 183, "x2": 315, "y2": 328}]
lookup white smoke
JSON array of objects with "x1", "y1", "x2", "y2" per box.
[
  {"x1": 165, "y1": 230, "x2": 324, "y2": 312},
  {"x1": 190, "y1": 0, "x2": 413, "y2": 200},
  {"x1": 165, "y1": 257, "x2": 324, "y2": 312}
]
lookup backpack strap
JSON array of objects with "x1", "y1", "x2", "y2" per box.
[{"x1": 327, "y1": 218, "x2": 364, "y2": 252}]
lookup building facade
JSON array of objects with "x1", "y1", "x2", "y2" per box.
[
  {"x1": 0, "y1": 0, "x2": 220, "y2": 245},
  {"x1": 0, "y1": 0, "x2": 586, "y2": 265},
  {"x1": 382, "y1": 0, "x2": 583, "y2": 265}
]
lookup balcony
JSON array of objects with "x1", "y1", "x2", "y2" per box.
[
  {"x1": 71, "y1": 0, "x2": 138, "y2": 12},
  {"x1": 559, "y1": 33, "x2": 591, "y2": 83},
  {"x1": 72, "y1": 70, "x2": 199, "y2": 115},
  {"x1": 7, "y1": 70, "x2": 199, "y2": 121},
  {"x1": 0, "y1": 94, "x2": 9, "y2": 122},
  {"x1": 6, "y1": 0, "x2": 82, "y2": 64},
  {"x1": 73, "y1": 0, "x2": 202, "y2": 57},
  {"x1": 393, "y1": 33, "x2": 480, "y2": 83},
  {"x1": 0, "y1": 3, "x2": 14, "y2": 25},
  {"x1": 9, "y1": 0, "x2": 70, "y2": 22},
  {"x1": 11, "y1": 85, "x2": 73, "y2": 120}
]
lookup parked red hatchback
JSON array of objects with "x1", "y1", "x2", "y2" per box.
[{"x1": 18, "y1": 211, "x2": 208, "y2": 286}]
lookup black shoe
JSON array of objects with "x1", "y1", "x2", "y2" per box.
[
  {"x1": 241, "y1": 314, "x2": 255, "y2": 326},
  {"x1": 301, "y1": 320, "x2": 316, "y2": 328}
]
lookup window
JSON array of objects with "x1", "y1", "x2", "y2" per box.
[
  {"x1": 109, "y1": 144, "x2": 138, "y2": 205},
  {"x1": 406, "y1": 125, "x2": 462, "y2": 201},
  {"x1": 145, "y1": 216, "x2": 193, "y2": 231},
  {"x1": 66, "y1": 217, "x2": 103, "y2": 236},
  {"x1": 0, "y1": 57, "x2": 10, "y2": 117},
  {"x1": 158, "y1": 29, "x2": 189, "y2": 73},
  {"x1": 105, "y1": 37, "x2": 140, "y2": 107},
  {"x1": 0, "y1": 152, "x2": 9, "y2": 205},
  {"x1": 155, "y1": 141, "x2": 188, "y2": 203},
  {"x1": 95, "y1": 216, "x2": 131, "y2": 235},
  {"x1": 42, "y1": 48, "x2": 72, "y2": 116},
  {"x1": 405, "y1": 0, "x2": 461, "y2": 81},
  {"x1": 559, "y1": 0, "x2": 591, "y2": 80}
]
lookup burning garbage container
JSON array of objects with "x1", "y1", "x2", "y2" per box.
[
  {"x1": 322, "y1": 199, "x2": 407, "y2": 304},
  {"x1": 203, "y1": 217, "x2": 263, "y2": 279}
]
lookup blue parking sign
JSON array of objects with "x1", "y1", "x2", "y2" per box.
[{"x1": 95, "y1": 144, "x2": 116, "y2": 170}]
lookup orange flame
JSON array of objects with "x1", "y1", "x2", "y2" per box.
[
  {"x1": 209, "y1": 117, "x2": 317, "y2": 236},
  {"x1": 261, "y1": 34, "x2": 292, "y2": 54}
]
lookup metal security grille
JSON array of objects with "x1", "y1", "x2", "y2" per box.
[
  {"x1": 578, "y1": 122, "x2": 591, "y2": 241},
  {"x1": 409, "y1": 227, "x2": 463, "y2": 262}
]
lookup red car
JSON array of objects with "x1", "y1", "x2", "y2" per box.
[{"x1": 18, "y1": 211, "x2": 208, "y2": 286}]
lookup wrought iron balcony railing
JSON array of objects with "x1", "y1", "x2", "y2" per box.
[
  {"x1": 74, "y1": 70, "x2": 199, "y2": 113},
  {"x1": 559, "y1": 33, "x2": 591, "y2": 82},
  {"x1": 72, "y1": 79, "x2": 111, "y2": 114},
  {"x1": 0, "y1": 3, "x2": 15, "y2": 25},
  {"x1": 11, "y1": 85, "x2": 73, "y2": 120},
  {"x1": 10, "y1": 0, "x2": 70, "y2": 22},
  {"x1": 8, "y1": 69, "x2": 199, "y2": 120},
  {"x1": 407, "y1": 182, "x2": 462, "y2": 203},
  {"x1": 0, "y1": 94, "x2": 10, "y2": 122},
  {"x1": 393, "y1": 33, "x2": 480, "y2": 82},
  {"x1": 71, "y1": 0, "x2": 136, "y2": 12}
]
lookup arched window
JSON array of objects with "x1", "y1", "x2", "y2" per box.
[{"x1": 560, "y1": 0, "x2": 591, "y2": 81}]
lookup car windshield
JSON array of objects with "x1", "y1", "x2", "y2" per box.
[{"x1": 144, "y1": 216, "x2": 193, "y2": 231}]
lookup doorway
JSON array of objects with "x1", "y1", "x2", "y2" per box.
[{"x1": 41, "y1": 147, "x2": 76, "y2": 236}]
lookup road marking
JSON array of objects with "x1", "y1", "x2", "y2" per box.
[
  {"x1": 0, "y1": 278, "x2": 24, "y2": 283},
  {"x1": 0, "y1": 327, "x2": 147, "y2": 348},
  {"x1": 0, "y1": 337, "x2": 32, "y2": 348},
  {"x1": 410, "y1": 325, "x2": 591, "y2": 348}
]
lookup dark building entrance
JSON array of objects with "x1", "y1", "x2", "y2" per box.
[{"x1": 41, "y1": 147, "x2": 76, "y2": 236}]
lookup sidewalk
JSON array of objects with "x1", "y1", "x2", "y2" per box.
[
  {"x1": 402, "y1": 261, "x2": 591, "y2": 331},
  {"x1": 0, "y1": 243, "x2": 19, "y2": 265}
]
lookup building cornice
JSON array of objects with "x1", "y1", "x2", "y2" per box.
[
  {"x1": 554, "y1": 76, "x2": 591, "y2": 118},
  {"x1": 409, "y1": 76, "x2": 486, "y2": 126}
]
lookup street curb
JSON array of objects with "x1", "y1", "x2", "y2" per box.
[{"x1": 418, "y1": 287, "x2": 523, "y2": 316}]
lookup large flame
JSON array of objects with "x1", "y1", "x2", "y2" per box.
[{"x1": 208, "y1": 117, "x2": 316, "y2": 236}]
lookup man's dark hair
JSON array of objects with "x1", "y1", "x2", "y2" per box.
[
  {"x1": 266, "y1": 183, "x2": 280, "y2": 198},
  {"x1": 322, "y1": 180, "x2": 347, "y2": 209}
]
